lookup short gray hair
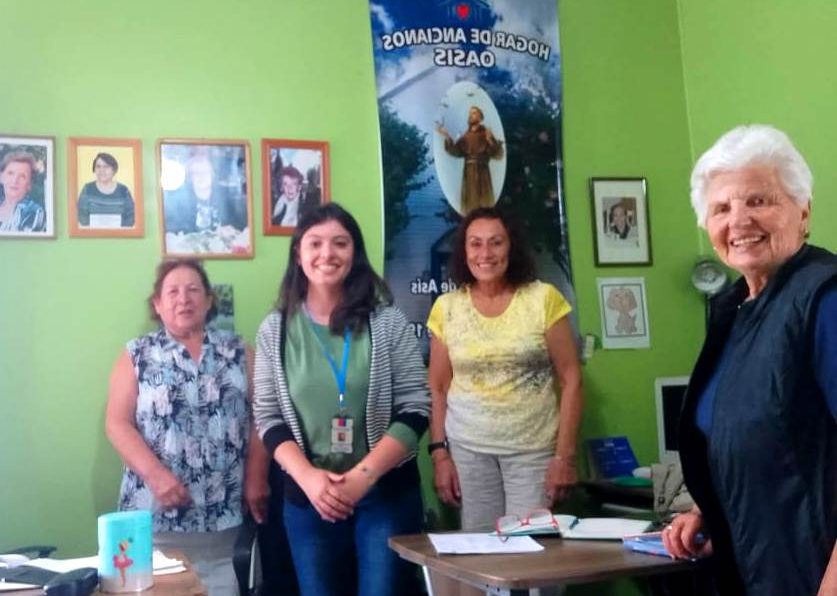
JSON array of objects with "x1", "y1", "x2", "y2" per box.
[{"x1": 690, "y1": 124, "x2": 813, "y2": 228}]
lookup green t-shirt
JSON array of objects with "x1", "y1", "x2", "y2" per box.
[{"x1": 285, "y1": 311, "x2": 371, "y2": 472}]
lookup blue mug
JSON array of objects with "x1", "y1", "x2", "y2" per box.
[{"x1": 97, "y1": 510, "x2": 153, "y2": 593}]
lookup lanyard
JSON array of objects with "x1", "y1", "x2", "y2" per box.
[{"x1": 304, "y1": 310, "x2": 351, "y2": 412}]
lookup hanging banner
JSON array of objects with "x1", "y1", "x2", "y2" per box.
[{"x1": 369, "y1": 1, "x2": 574, "y2": 357}]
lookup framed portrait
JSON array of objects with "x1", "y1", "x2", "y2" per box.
[
  {"x1": 0, "y1": 134, "x2": 54, "y2": 238},
  {"x1": 590, "y1": 177, "x2": 651, "y2": 266},
  {"x1": 597, "y1": 277, "x2": 651, "y2": 349},
  {"x1": 67, "y1": 137, "x2": 143, "y2": 237},
  {"x1": 157, "y1": 139, "x2": 253, "y2": 258},
  {"x1": 262, "y1": 139, "x2": 329, "y2": 236}
]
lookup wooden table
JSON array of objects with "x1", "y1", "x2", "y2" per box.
[
  {"x1": 93, "y1": 550, "x2": 206, "y2": 595},
  {"x1": 8, "y1": 550, "x2": 206, "y2": 596},
  {"x1": 390, "y1": 534, "x2": 694, "y2": 595}
]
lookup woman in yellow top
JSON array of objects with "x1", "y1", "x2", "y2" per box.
[{"x1": 427, "y1": 207, "x2": 584, "y2": 530}]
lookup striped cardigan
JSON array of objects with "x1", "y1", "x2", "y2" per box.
[{"x1": 253, "y1": 305, "x2": 430, "y2": 465}]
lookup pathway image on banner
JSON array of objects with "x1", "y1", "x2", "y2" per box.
[{"x1": 369, "y1": 0, "x2": 576, "y2": 358}]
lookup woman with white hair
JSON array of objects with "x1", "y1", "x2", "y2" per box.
[{"x1": 661, "y1": 124, "x2": 837, "y2": 595}]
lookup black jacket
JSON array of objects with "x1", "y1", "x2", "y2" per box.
[{"x1": 680, "y1": 244, "x2": 837, "y2": 595}]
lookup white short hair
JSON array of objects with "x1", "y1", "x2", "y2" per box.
[{"x1": 690, "y1": 124, "x2": 813, "y2": 227}]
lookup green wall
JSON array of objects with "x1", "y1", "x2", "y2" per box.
[
  {"x1": 561, "y1": 0, "x2": 702, "y2": 472},
  {"x1": 678, "y1": 0, "x2": 837, "y2": 253},
  {"x1": 5, "y1": 2, "x2": 801, "y2": 582},
  {"x1": 0, "y1": 0, "x2": 385, "y2": 555}
]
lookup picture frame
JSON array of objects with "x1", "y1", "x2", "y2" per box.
[
  {"x1": 597, "y1": 277, "x2": 651, "y2": 349},
  {"x1": 157, "y1": 139, "x2": 253, "y2": 258},
  {"x1": 67, "y1": 137, "x2": 143, "y2": 237},
  {"x1": 590, "y1": 177, "x2": 651, "y2": 266},
  {"x1": 262, "y1": 138, "x2": 330, "y2": 236},
  {"x1": 0, "y1": 134, "x2": 55, "y2": 238}
]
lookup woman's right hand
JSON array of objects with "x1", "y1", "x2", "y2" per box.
[
  {"x1": 298, "y1": 468, "x2": 354, "y2": 522},
  {"x1": 147, "y1": 468, "x2": 191, "y2": 509},
  {"x1": 432, "y1": 452, "x2": 461, "y2": 507},
  {"x1": 661, "y1": 509, "x2": 713, "y2": 559}
]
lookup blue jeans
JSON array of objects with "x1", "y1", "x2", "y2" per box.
[{"x1": 283, "y1": 485, "x2": 423, "y2": 596}]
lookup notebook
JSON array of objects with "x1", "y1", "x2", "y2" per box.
[
  {"x1": 621, "y1": 531, "x2": 670, "y2": 557},
  {"x1": 491, "y1": 515, "x2": 651, "y2": 540},
  {"x1": 556, "y1": 515, "x2": 652, "y2": 540}
]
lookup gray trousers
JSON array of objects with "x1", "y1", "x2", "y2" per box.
[
  {"x1": 450, "y1": 441, "x2": 553, "y2": 532},
  {"x1": 450, "y1": 443, "x2": 563, "y2": 596}
]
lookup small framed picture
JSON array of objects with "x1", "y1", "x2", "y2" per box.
[
  {"x1": 157, "y1": 139, "x2": 253, "y2": 258},
  {"x1": 68, "y1": 137, "x2": 143, "y2": 237},
  {"x1": 597, "y1": 277, "x2": 651, "y2": 349},
  {"x1": 0, "y1": 134, "x2": 54, "y2": 238},
  {"x1": 262, "y1": 139, "x2": 329, "y2": 235},
  {"x1": 590, "y1": 177, "x2": 651, "y2": 266}
]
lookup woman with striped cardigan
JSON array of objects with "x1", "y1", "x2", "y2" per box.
[{"x1": 253, "y1": 203, "x2": 430, "y2": 596}]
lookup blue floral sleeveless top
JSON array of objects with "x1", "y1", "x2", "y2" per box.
[{"x1": 118, "y1": 328, "x2": 249, "y2": 532}]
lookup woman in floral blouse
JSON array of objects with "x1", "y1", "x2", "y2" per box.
[{"x1": 105, "y1": 259, "x2": 270, "y2": 595}]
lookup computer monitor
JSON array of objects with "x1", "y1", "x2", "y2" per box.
[{"x1": 654, "y1": 376, "x2": 690, "y2": 464}]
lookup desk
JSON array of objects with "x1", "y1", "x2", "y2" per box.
[
  {"x1": 389, "y1": 534, "x2": 694, "y2": 596},
  {"x1": 10, "y1": 550, "x2": 206, "y2": 596},
  {"x1": 93, "y1": 550, "x2": 206, "y2": 596}
]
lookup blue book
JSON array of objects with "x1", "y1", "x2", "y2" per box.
[
  {"x1": 587, "y1": 436, "x2": 639, "y2": 479},
  {"x1": 622, "y1": 532, "x2": 670, "y2": 557}
]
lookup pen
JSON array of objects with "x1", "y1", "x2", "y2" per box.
[{"x1": 568, "y1": 518, "x2": 579, "y2": 530}]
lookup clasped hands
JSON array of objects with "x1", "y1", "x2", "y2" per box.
[{"x1": 300, "y1": 465, "x2": 374, "y2": 522}]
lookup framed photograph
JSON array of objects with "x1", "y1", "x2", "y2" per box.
[
  {"x1": 262, "y1": 139, "x2": 329, "y2": 235},
  {"x1": 590, "y1": 177, "x2": 651, "y2": 266},
  {"x1": 0, "y1": 134, "x2": 54, "y2": 238},
  {"x1": 597, "y1": 277, "x2": 651, "y2": 349},
  {"x1": 157, "y1": 139, "x2": 253, "y2": 258},
  {"x1": 67, "y1": 137, "x2": 143, "y2": 237}
]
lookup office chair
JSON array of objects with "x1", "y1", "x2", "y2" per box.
[
  {"x1": 233, "y1": 463, "x2": 300, "y2": 596},
  {"x1": 233, "y1": 514, "x2": 261, "y2": 596}
]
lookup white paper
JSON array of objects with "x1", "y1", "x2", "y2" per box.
[
  {"x1": 0, "y1": 554, "x2": 31, "y2": 568},
  {"x1": 0, "y1": 581, "x2": 40, "y2": 591},
  {"x1": 22, "y1": 550, "x2": 186, "y2": 577},
  {"x1": 26, "y1": 555, "x2": 98, "y2": 573},
  {"x1": 152, "y1": 550, "x2": 185, "y2": 574},
  {"x1": 428, "y1": 533, "x2": 544, "y2": 554},
  {"x1": 88, "y1": 213, "x2": 123, "y2": 228},
  {"x1": 154, "y1": 565, "x2": 187, "y2": 575}
]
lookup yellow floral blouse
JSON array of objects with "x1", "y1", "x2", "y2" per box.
[{"x1": 427, "y1": 281, "x2": 571, "y2": 453}]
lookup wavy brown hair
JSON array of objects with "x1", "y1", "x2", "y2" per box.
[{"x1": 449, "y1": 206, "x2": 537, "y2": 288}]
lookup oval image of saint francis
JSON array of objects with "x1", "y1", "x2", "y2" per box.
[{"x1": 433, "y1": 81, "x2": 506, "y2": 216}]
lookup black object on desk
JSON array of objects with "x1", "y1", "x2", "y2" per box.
[
  {"x1": 581, "y1": 479, "x2": 655, "y2": 511},
  {"x1": 44, "y1": 567, "x2": 99, "y2": 596},
  {"x1": 0, "y1": 565, "x2": 98, "y2": 596}
]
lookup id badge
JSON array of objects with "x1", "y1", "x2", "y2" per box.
[{"x1": 330, "y1": 415, "x2": 354, "y2": 453}]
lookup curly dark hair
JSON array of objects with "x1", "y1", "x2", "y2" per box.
[
  {"x1": 448, "y1": 206, "x2": 537, "y2": 288},
  {"x1": 277, "y1": 202, "x2": 392, "y2": 334},
  {"x1": 147, "y1": 259, "x2": 217, "y2": 324}
]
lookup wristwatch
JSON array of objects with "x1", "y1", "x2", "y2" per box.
[{"x1": 427, "y1": 439, "x2": 449, "y2": 455}]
